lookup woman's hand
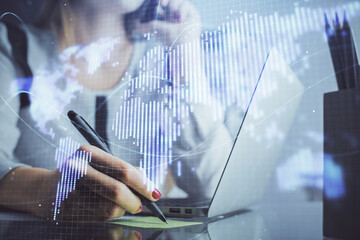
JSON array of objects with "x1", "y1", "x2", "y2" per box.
[
  {"x1": 136, "y1": 0, "x2": 202, "y2": 46},
  {"x1": 0, "y1": 145, "x2": 161, "y2": 222},
  {"x1": 57, "y1": 145, "x2": 161, "y2": 221},
  {"x1": 136, "y1": 0, "x2": 206, "y2": 89}
]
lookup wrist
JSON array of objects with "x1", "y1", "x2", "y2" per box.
[{"x1": 0, "y1": 167, "x2": 59, "y2": 219}]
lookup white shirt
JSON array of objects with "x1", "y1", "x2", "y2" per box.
[{"x1": 0, "y1": 23, "x2": 234, "y2": 198}]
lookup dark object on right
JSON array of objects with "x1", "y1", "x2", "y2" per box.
[
  {"x1": 325, "y1": 12, "x2": 359, "y2": 90},
  {"x1": 323, "y1": 89, "x2": 360, "y2": 239}
]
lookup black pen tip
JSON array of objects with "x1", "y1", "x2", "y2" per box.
[
  {"x1": 67, "y1": 110, "x2": 77, "y2": 119},
  {"x1": 159, "y1": 214, "x2": 168, "y2": 224}
]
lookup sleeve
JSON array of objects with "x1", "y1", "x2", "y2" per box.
[
  {"x1": 0, "y1": 22, "x2": 30, "y2": 180},
  {"x1": 170, "y1": 97, "x2": 234, "y2": 199}
]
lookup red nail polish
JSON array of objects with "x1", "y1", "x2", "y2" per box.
[
  {"x1": 135, "y1": 205, "x2": 143, "y2": 213},
  {"x1": 152, "y1": 188, "x2": 162, "y2": 200},
  {"x1": 134, "y1": 231, "x2": 142, "y2": 240}
]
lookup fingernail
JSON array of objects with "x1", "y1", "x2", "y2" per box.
[
  {"x1": 152, "y1": 188, "x2": 162, "y2": 200},
  {"x1": 134, "y1": 231, "x2": 142, "y2": 240},
  {"x1": 135, "y1": 205, "x2": 143, "y2": 213}
]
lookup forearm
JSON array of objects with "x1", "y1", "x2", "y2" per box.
[{"x1": 0, "y1": 167, "x2": 58, "y2": 216}]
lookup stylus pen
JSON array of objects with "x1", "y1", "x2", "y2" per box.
[{"x1": 67, "y1": 110, "x2": 168, "y2": 224}]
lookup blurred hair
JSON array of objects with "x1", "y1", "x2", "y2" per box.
[{"x1": 35, "y1": 0, "x2": 137, "y2": 47}]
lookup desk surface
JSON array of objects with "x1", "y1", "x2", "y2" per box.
[{"x1": 0, "y1": 200, "x2": 322, "y2": 240}]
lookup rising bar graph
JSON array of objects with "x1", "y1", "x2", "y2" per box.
[
  {"x1": 53, "y1": 137, "x2": 92, "y2": 221},
  {"x1": 42, "y1": 2, "x2": 360, "y2": 215},
  {"x1": 109, "y1": 2, "x2": 360, "y2": 188}
]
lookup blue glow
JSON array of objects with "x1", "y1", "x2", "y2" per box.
[
  {"x1": 323, "y1": 154, "x2": 345, "y2": 200},
  {"x1": 16, "y1": 77, "x2": 33, "y2": 92},
  {"x1": 177, "y1": 161, "x2": 182, "y2": 177}
]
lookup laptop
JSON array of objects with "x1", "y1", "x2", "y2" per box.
[{"x1": 141, "y1": 49, "x2": 304, "y2": 219}]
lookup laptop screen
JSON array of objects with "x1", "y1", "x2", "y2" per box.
[{"x1": 159, "y1": 51, "x2": 271, "y2": 207}]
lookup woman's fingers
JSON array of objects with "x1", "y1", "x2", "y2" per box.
[
  {"x1": 78, "y1": 145, "x2": 161, "y2": 203},
  {"x1": 59, "y1": 189, "x2": 126, "y2": 221},
  {"x1": 72, "y1": 188, "x2": 126, "y2": 219},
  {"x1": 78, "y1": 162, "x2": 143, "y2": 214},
  {"x1": 135, "y1": 166, "x2": 147, "y2": 175},
  {"x1": 163, "y1": 0, "x2": 199, "y2": 23},
  {"x1": 135, "y1": 0, "x2": 201, "y2": 46}
]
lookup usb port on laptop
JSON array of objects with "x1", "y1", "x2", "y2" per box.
[
  {"x1": 169, "y1": 208, "x2": 181, "y2": 213},
  {"x1": 185, "y1": 209, "x2": 192, "y2": 214}
]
